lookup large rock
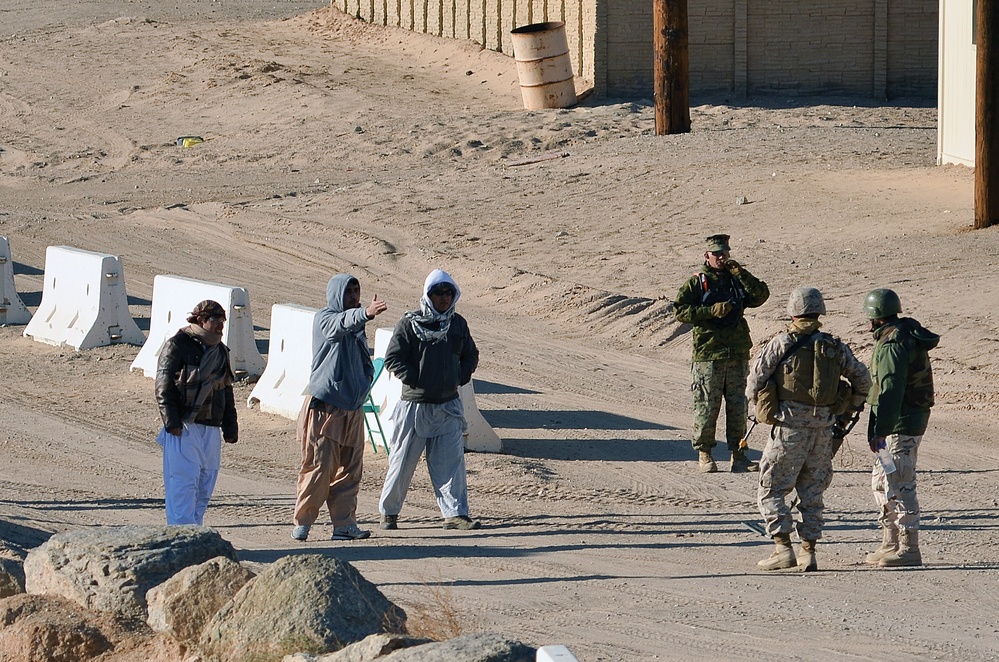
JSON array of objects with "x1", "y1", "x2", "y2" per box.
[
  {"x1": 0, "y1": 540, "x2": 28, "y2": 598},
  {"x1": 24, "y1": 525, "x2": 237, "y2": 622},
  {"x1": 146, "y1": 556, "x2": 255, "y2": 647},
  {"x1": 0, "y1": 593, "x2": 189, "y2": 662},
  {"x1": 283, "y1": 633, "x2": 433, "y2": 661},
  {"x1": 380, "y1": 633, "x2": 536, "y2": 662},
  {"x1": 200, "y1": 554, "x2": 407, "y2": 661},
  {"x1": 0, "y1": 594, "x2": 114, "y2": 662}
]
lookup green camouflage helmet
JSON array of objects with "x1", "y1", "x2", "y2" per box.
[
  {"x1": 787, "y1": 286, "x2": 826, "y2": 317},
  {"x1": 863, "y1": 288, "x2": 902, "y2": 319}
]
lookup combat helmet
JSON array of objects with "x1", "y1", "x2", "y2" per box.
[
  {"x1": 863, "y1": 288, "x2": 902, "y2": 320},
  {"x1": 787, "y1": 287, "x2": 826, "y2": 317}
]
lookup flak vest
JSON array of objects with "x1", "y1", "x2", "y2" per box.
[{"x1": 775, "y1": 332, "x2": 850, "y2": 414}]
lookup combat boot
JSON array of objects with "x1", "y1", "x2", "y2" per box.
[
  {"x1": 758, "y1": 532, "x2": 796, "y2": 570},
  {"x1": 730, "y1": 449, "x2": 759, "y2": 473},
  {"x1": 879, "y1": 529, "x2": 922, "y2": 567},
  {"x1": 698, "y1": 451, "x2": 718, "y2": 473},
  {"x1": 798, "y1": 539, "x2": 817, "y2": 572},
  {"x1": 865, "y1": 525, "x2": 899, "y2": 565}
]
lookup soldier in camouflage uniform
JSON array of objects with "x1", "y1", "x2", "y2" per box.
[
  {"x1": 862, "y1": 288, "x2": 938, "y2": 568},
  {"x1": 747, "y1": 287, "x2": 871, "y2": 571},
  {"x1": 675, "y1": 234, "x2": 770, "y2": 473}
]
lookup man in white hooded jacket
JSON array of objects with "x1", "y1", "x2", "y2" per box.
[{"x1": 378, "y1": 269, "x2": 481, "y2": 530}]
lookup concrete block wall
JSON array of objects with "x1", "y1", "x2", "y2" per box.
[
  {"x1": 887, "y1": 0, "x2": 937, "y2": 97},
  {"x1": 332, "y1": 0, "x2": 596, "y2": 86},
  {"x1": 331, "y1": 0, "x2": 936, "y2": 100}
]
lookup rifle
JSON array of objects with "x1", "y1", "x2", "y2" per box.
[
  {"x1": 831, "y1": 408, "x2": 862, "y2": 456},
  {"x1": 739, "y1": 416, "x2": 758, "y2": 451}
]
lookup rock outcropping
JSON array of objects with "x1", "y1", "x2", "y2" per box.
[
  {"x1": 200, "y1": 554, "x2": 407, "y2": 661},
  {"x1": 24, "y1": 525, "x2": 237, "y2": 621},
  {"x1": 146, "y1": 555, "x2": 255, "y2": 648}
]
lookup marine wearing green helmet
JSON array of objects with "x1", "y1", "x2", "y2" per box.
[{"x1": 863, "y1": 288, "x2": 902, "y2": 320}]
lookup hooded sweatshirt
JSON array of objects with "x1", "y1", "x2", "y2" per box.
[
  {"x1": 384, "y1": 269, "x2": 478, "y2": 403},
  {"x1": 867, "y1": 316, "x2": 940, "y2": 437},
  {"x1": 306, "y1": 273, "x2": 374, "y2": 410}
]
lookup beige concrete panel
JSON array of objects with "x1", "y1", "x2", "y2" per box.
[
  {"x1": 515, "y1": 0, "x2": 531, "y2": 32},
  {"x1": 469, "y1": 0, "x2": 486, "y2": 45},
  {"x1": 563, "y1": 0, "x2": 585, "y2": 79},
  {"x1": 387, "y1": 0, "x2": 401, "y2": 27},
  {"x1": 500, "y1": 0, "x2": 516, "y2": 54},
  {"x1": 443, "y1": 0, "x2": 456, "y2": 37},
  {"x1": 455, "y1": 0, "x2": 469, "y2": 39},
  {"x1": 401, "y1": 0, "x2": 415, "y2": 30},
  {"x1": 427, "y1": 0, "x2": 443, "y2": 35},
  {"x1": 417, "y1": 0, "x2": 429, "y2": 33},
  {"x1": 485, "y1": 0, "x2": 502, "y2": 51}
]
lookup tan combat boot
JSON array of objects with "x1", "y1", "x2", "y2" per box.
[
  {"x1": 798, "y1": 539, "x2": 817, "y2": 572},
  {"x1": 879, "y1": 529, "x2": 922, "y2": 567},
  {"x1": 758, "y1": 532, "x2": 796, "y2": 570},
  {"x1": 698, "y1": 451, "x2": 718, "y2": 473},
  {"x1": 730, "y1": 449, "x2": 759, "y2": 473},
  {"x1": 865, "y1": 525, "x2": 899, "y2": 565}
]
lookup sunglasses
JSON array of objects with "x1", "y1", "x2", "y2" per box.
[
  {"x1": 429, "y1": 286, "x2": 456, "y2": 297},
  {"x1": 205, "y1": 314, "x2": 226, "y2": 323},
  {"x1": 709, "y1": 250, "x2": 728, "y2": 257}
]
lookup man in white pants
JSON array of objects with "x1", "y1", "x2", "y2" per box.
[
  {"x1": 378, "y1": 269, "x2": 481, "y2": 531},
  {"x1": 155, "y1": 300, "x2": 238, "y2": 525}
]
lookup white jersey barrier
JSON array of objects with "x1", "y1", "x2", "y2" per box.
[
  {"x1": 374, "y1": 327, "x2": 502, "y2": 453},
  {"x1": 130, "y1": 275, "x2": 265, "y2": 379},
  {"x1": 247, "y1": 304, "x2": 317, "y2": 419},
  {"x1": 0, "y1": 236, "x2": 31, "y2": 326},
  {"x1": 23, "y1": 246, "x2": 144, "y2": 349},
  {"x1": 537, "y1": 645, "x2": 580, "y2": 662}
]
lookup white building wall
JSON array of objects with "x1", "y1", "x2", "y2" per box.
[{"x1": 938, "y1": 0, "x2": 977, "y2": 166}]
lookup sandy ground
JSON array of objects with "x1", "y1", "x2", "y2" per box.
[{"x1": 2, "y1": 1, "x2": 999, "y2": 660}]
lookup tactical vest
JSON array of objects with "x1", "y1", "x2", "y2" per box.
[
  {"x1": 775, "y1": 332, "x2": 843, "y2": 407},
  {"x1": 696, "y1": 272, "x2": 746, "y2": 329}
]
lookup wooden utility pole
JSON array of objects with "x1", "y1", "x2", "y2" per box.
[
  {"x1": 653, "y1": 0, "x2": 691, "y2": 135},
  {"x1": 976, "y1": 0, "x2": 999, "y2": 228}
]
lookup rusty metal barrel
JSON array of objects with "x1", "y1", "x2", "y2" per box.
[{"x1": 510, "y1": 22, "x2": 577, "y2": 110}]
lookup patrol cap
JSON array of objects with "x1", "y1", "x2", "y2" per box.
[{"x1": 706, "y1": 234, "x2": 731, "y2": 252}]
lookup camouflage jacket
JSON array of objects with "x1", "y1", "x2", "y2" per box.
[
  {"x1": 674, "y1": 264, "x2": 769, "y2": 361},
  {"x1": 867, "y1": 317, "x2": 939, "y2": 437}
]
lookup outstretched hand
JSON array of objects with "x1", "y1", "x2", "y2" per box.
[{"x1": 366, "y1": 294, "x2": 388, "y2": 319}]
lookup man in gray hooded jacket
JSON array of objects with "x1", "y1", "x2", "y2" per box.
[{"x1": 291, "y1": 274, "x2": 387, "y2": 541}]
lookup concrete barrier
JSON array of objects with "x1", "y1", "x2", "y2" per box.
[
  {"x1": 247, "y1": 303, "x2": 317, "y2": 419},
  {"x1": 537, "y1": 645, "x2": 580, "y2": 662},
  {"x1": 0, "y1": 236, "x2": 31, "y2": 326},
  {"x1": 22, "y1": 246, "x2": 144, "y2": 349},
  {"x1": 373, "y1": 326, "x2": 502, "y2": 453},
  {"x1": 130, "y1": 274, "x2": 265, "y2": 379}
]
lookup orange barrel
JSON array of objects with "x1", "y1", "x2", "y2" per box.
[{"x1": 510, "y1": 22, "x2": 577, "y2": 110}]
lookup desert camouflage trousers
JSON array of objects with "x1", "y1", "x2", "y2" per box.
[
  {"x1": 690, "y1": 359, "x2": 748, "y2": 452},
  {"x1": 758, "y1": 425, "x2": 834, "y2": 540},
  {"x1": 872, "y1": 433, "x2": 921, "y2": 532}
]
